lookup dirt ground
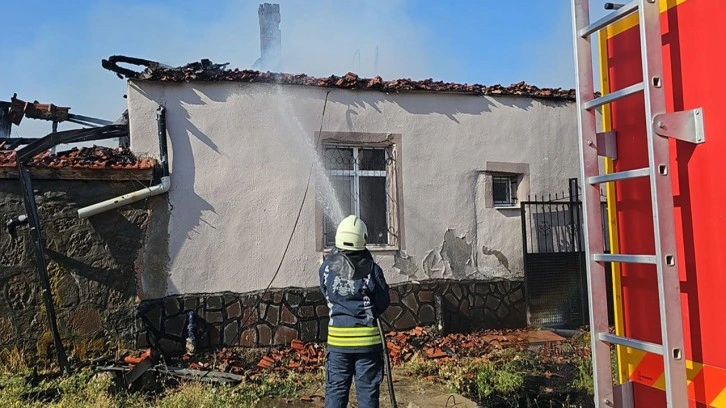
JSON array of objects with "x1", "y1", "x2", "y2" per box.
[{"x1": 269, "y1": 367, "x2": 478, "y2": 408}]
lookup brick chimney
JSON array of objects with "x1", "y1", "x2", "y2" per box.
[{"x1": 255, "y1": 3, "x2": 281, "y2": 71}]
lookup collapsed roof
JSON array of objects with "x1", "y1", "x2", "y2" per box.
[
  {"x1": 0, "y1": 145, "x2": 154, "y2": 170},
  {"x1": 102, "y1": 55, "x2": 576, "y2": 100}
]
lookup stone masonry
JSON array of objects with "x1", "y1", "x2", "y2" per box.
[
  {"x1": 0, "y1": 179, "x2": 526, "y2": 358},
  {"x1": 136, "y1": 279, "x2": 526, "y2": 353},
  {"x1": 0, "y1": 179, "x2": 155, "y2": 358}
]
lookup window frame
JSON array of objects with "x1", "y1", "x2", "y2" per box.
[
  {"x1": 325, "y1": 146, "x2": 389, "y2": 218},
  {"x1": 492, "y1": 174, "x2": 518, "y2": 207},
  {"x1": 315, "y1": 132, "x2": 403, "y2": 252},
  {"x1": 483, "y1": 161, "x2": 530, "y2": 210}
]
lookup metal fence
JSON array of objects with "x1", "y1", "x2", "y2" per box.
[{"x1": 521, "y1": 179, "x2": 613, "y2": 329}]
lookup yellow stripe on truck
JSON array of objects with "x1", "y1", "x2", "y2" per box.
[
  {"x1": 606, "y1": 0, "x2": 688, "y2": 38},
  {"x1": 597, "y1": 21, "x2": 628, "y2": 384},
  {"x1": 619, "y1": 348, "x2": 726, "y2": 407}
]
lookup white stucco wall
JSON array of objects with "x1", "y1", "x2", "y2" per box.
[{"x1": 127, "y1": 81, "x2": 578, "y2": 297}]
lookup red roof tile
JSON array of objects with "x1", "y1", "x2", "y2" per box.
[
  {"x1": 0, "y1": 145, "x2": 155, "y2": 170},
  {"x1": 103, "y1": 56, "x2": 576, "y2": 100}
]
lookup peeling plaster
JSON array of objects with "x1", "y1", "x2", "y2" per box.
[
  {"x1": 393, "y1": 250, "x2": 418, "y2": 278},
  {"x1": 481, "y1": 245, "x2": 510, "y2": 272},
  {"x1": 128, "y1": 81, "x2": 577, "y2": 294},
  {"x1": 439, "y1": 229, "x2": 478, "y2": 279},
  {"x1": 416, "y1": 231, "x2": 512, "y2": 281},
  {"x1": 422, "y1": 250, "x2": 445, "y2": 279}
]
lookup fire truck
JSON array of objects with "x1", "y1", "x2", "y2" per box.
[{"x1": 571, "y1": 0, "x2": 724, "y2": 406}]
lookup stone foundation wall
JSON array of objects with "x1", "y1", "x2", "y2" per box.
[
  {"x1": 0, "y1": 179, "x2": 154, "y2": 358},
  {"x1": 136, "y1": 279, "x2": 526, "y2": 352},
  {"x1": 0, "y1": 179, "x2": 527, "y2": 358}
]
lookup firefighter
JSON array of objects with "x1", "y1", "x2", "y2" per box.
[{"x1": 319, "y1": 215, "x2": 391, "y2": 408}]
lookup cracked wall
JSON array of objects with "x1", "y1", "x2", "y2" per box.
[
  {"x1": 129, "y1": 81, "x2": 578, "y2": 295},
  {"x1": 395, "y1": 229, "x2": 515, "y2": 281}
]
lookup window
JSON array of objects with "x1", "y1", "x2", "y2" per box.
[
  {"x1": 484, "y1": 162, "x2": 529, "y2": 209},
  {"x1": 492, "y1": 175, "x2": 518, "y2": 207},
  {"x1": 322, "y1": 145, "x2": 396, "y2": 248}
]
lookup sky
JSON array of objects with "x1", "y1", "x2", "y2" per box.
[{"x1": 0, "y1": 0, "x2": 610, "y2": 138}]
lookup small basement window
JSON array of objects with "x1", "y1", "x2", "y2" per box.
[
  {"x1": 492, "y1": 175, "x2": 519, "y2": 207},
  {"x1": 483, "y1": 162, "x2": 529, "y2": 209}
]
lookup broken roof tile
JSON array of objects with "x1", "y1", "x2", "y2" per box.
[
  {"x1": 102, "y1": 56, "x2": 576, "y2": 100},
  {"x1": 0, "y1": 145, "x2": 155, "y2": 170}
]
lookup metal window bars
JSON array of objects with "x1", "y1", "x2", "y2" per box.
[{"x1": 322, "y1": 146, "x2": 395, "y2": 247}]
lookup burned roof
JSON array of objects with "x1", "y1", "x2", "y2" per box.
[
  {"x1": 102, "y1": 55, "x2": 576, "y2": 101},
  {"x1": 0, "y1": 145, "x2": 155, "y2": 170}
]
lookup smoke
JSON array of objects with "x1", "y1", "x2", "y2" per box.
[
  {"x1": 1, "y1": 1, "x2": 593, "y2": 139},
  {"x1": 1, "y1": 0, "x2": 441, "y2": 138}
]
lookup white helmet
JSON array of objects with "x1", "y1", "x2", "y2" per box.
[{"x1": 335, "y1": 215, "x2": 368, "y2": 251}]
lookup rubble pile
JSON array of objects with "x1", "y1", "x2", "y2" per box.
[
  {"x1": 0, "y1": 145, "x2": 155, "y2": 169},
  {"x1": 162, "y1": 339, "x2": 326, "y2": 377},
  {"x1": 107, "y1": 326, "x2": 577, "y2": 399},
  {"x1": 384, "y1": 327, "x2": 531, "y2": 364},
  {"x1": 157, "y1": 327, "x2": 554, "y2": 377},
  {"x1": 256, "y1": 339, "x2": 325, "y2": 372},
  {"x1": 152, "y1": 67, "x2": 576, "y2": 99}
]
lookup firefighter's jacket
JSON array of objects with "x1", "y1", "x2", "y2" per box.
[{"x1": 319, "y1": 248, "x2": 390, "y2": 353}]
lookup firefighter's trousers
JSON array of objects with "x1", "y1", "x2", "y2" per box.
[{"x1": 324, "y1": 350, "x2": 383, "y2": 408}]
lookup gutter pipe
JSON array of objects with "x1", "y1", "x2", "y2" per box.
[
  {"x1": 78, "y1": 176, "x2": 170, "y2": 218},
  {"x1": 77, "y1": 106, "x2": 170, "y2": 218}
]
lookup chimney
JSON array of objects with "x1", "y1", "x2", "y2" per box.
[
  {"x1": 0, "y1": 103, "x2": 11, "y2": 138},
  {"x1": 255, "y1": 3, "x2": 281, "y2": 71}
]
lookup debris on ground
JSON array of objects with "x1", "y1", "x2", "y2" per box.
[
  {"x1": 53, "y1": 327, "x2": 586, "y2": 406},
  {"x1": 118, "y1": 327, "x2": 566, "y2": 379},
  {"x1": 384, "y1": 327, "x2": 565, "y2": 365},
  {"x1": 102, "y1": 327, "x2": 571, "y2": 396}
]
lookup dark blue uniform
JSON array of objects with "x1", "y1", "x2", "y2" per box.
[{"x1": 319, "y1": 248, "x2": 390, "y2": 408}]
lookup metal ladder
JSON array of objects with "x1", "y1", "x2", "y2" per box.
[{"x1": 571, "y1": 0, "x2": 705, "y2": 406}]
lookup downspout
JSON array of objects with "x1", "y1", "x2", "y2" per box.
[{"x1": 77, "y1": 106, "x2": 171, "y2": 219}]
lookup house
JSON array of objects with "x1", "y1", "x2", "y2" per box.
[{"x1": 113, "y1": 60, "x2": 579, "y2": 349}]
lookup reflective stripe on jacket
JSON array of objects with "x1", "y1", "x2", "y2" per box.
[{"x1": 327, "y1": 326, "x2": 382, "y2": 348}]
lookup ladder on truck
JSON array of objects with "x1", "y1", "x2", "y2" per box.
[{"x1": 570, "y1": 0, "x2": 706, "y2": 406}]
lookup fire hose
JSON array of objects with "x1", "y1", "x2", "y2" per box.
[{"x1": 377, "y1": 318, "x2": 398, "y2": 408}]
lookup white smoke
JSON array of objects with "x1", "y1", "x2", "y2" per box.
[{"x1": 0, "y1": 0, "x2": 604, "y2": 139}]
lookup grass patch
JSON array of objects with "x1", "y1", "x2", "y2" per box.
[
  {"x1": 440, "y1": 354, "x2": 526, "y2": 406},
  {"x1": 572, "y1": 353, "x2": 594, "y2": 397},
  {"x1": 0, "y1": 368, "x2": 318, "y2": 408},
  {"x1": 0, "y1": 369, "x2": 128, "y2": 408},
  {"x1": 0, "y1": 348, "x2": 31, "y2": 375},
  {"x1": 404, "y1": 348, "x2": 532, "y2": 403},
  {"x1": 402, "y1": 342, "x2": 597, "y2": 407},
  {"x1": 402, "y1": 354, "x2": 440, "y2": 377},
  {"x1": 155, "y1": 382, "x2": 255, "y2": 408}
]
